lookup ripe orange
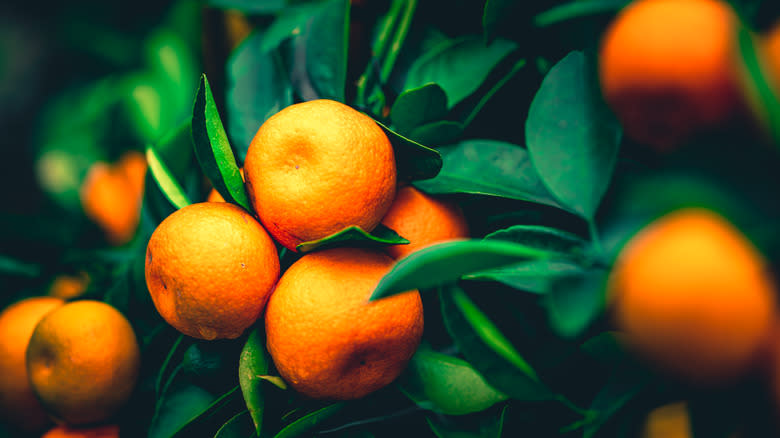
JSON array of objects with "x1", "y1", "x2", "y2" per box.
[
  {"x1": 26, "y1": 300, "x2": 140, "y2": 425},
  {"x1": 640, "y1": 402, "x2": 692, "y2": 438},
  {"x1": 80, "y1": 150, "x2": 147, "y2": 245},
  {"x1": 598, "y1": 0, "x2": 744, "y2": 149},
  {"x1": 41, "y1": 424, "x2": 119, "y2": 438},
  {"x1": 608, "y1": 208, "x2": 777, "y2": 385},
  {"x1": 243, "y1": 99, "x2": 397, "y2": 251},
  {"x1": 145, "y1": 202, "x2": 280, "y2": 340},
  {"x1": 48, "y1": 272, "x2": 91, "y2": 300},
  {"x1": 265, "y1": 247, "x2": 423, "y2": 400},
  {"x1": 0, "y1": 296, "x2": 64, "y2": 433},
  {"x1": 380, "y1": 185, "x2": 469, "y2": 259}
]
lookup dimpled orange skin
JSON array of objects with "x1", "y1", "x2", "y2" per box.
[
  {"x1": 265, "y1": 248, "x2": 423, "y2": 400},
  {"x1": 26, "y1": 300, "x2": 140, "y2": 425},
  {"x1": 243, "y1": 99, "x2": 397, "y2": 251},
  {"x1": 0, "y1": 297, "x2": 64, "y2": 433},
  {"x1": 608, "y1": 209, "x2": 777, "y2": 385},
  {"x1": 42, "y1": 424, "x2": 119, "y2": 438},
  {"x1": 145, "y1": 202, "x2": 280, "y2": 340},
  {"x1": 380, "y1": 186, "x2": 469, "y2": 259},
  {"x1": 599, "y1": 0, "x2": 742, "y2": 150}
]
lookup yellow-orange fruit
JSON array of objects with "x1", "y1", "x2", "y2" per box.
[
  {"x1": 608, "y1": 208, "x2": 777, "y2": 385},
  {"x1": 244, "y1": 99, "x2": 397, "y2": 251},
  {"x1": 598, "y1": 0, "x2": 743, "y2": 149},
  {"x1": 48, "y1": 272, "x2": 90, "y2": 300},
  {"x1": 640, "y1": 402, "x2": 692, "y2": 438},
  {"x1": 0, "y1": 296, "x2": 64, "y2": 433},
  {"x1": 265, "y1": 248, "x2": 423, "y2": 399},
  {"x1": 80, "y1": 151, "x2": 147, "y2": 245},
  {"x1": 380, "y1": 186, "x2": 469, "y2": 259},
  {"x1": 42, "y1": 424, "x2": 119, "y2": 438},
  {"x1": 145, "y1": 202, "x2": 280, "y2": 340},
  {"x1": 26, "y1": 300, "x2": 140, "y2": 425}
]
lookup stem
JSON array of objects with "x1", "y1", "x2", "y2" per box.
[
  {"x1": 379, "y1": 0, "x2": 417, "y2": 83},
  {"x1": 588, "y1": 218, "x2": 604, "y2": 257},
  {"x1": 355, "y1": 0, "x2": 405, "y2": 106},
  {"x1": 155, "y1": 334, "x2": 184, "y2": 397}
]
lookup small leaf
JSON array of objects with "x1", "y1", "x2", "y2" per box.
[
  {"x1": 146, "y1": 145, "x2": 192, "y2": 210},
  {"x1": 375, "y1": 120, "x2": 443, "y2": 182},
  {"x1": 390, "y1": 83, "x2": 448, "y2": 135},
  {"x1": 525, "y1": 51, "x2": 622, "y2": 220},
  {"x1": 257, "y1": 375, "x2": 287, "y2": 390},
  {"x1": 413, "y1": 140, "x2": 565, "y2": 210},
  {"x1": 485, "y1": 225, "x2": 589, "y2": 256},
  {"x1": 289, "y1": 0, "x2": 349, "y2": 101},
  {"x1": 404, "y1": 36, "x2": 518, "y2": 108},
  {"x1": 463, "y1": 259, "x2": 584, "y2": 294},
  {"x1": 226, "y1": 31, "x2": 293, "y2": 161},
  {"x1": 440, "y1": 285, "x2": 555, "y2": 401},
  {"x1": 296, "y1": 224, "x2": 408, "y2": 253},
  {"x1": 170, "y1": 386, "x2": 243, "y2": 438},
  {"x1": 274, "y1": 403, "x2": 347, "y2": 438},
  {"x1": 370, "y1": 239, "x2": 553, "y2": 300},
  {"x1": 214, "y1": 410, "x2": 254, "y2": 438},
  {"x1": 239, "y1": 328, "x2": 269, "y2": 435},
  {"x1": 148, "y1": 385, "x2": 215, "y2": 438},
  {"x1": 398, "y1": 348, "x2": 507, "y2": 415},
  {"x1": 544, "y1": 270, "x2": 608, "y2": 338},
  {"x1": 192, "y1": 74, "x2": 252, "y2": 211}
]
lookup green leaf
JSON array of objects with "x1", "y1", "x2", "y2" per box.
[
  {"x1": 390, "y1": 83, "x2": 448, "y2": 135},
  {"x1": 426, "y1": 404, "x2": 508, "y2": 438},
  {"x1": 412, "y1": 140, "x2": 564, "y2": 210},
  {"x1": 440, "y1": 285, "x2": 555, "y2": 401},
  {"x1": 371, "y1": 239, "x2": 553, "y2": 300},
  {"x1": 0, "y1": 255, "x2": 40, "y2": 277},
  {"x1": 533, "y1": 0, "x2": 630, "y2": 27},
  {"x1": 484, "y1": 225, "x2": 589, "y2": 256},
  {"x1": 170, "y1": 386, "x2": 243, "y2": 438},
  {"x1": 398, "y1": 348, "x2": 507, "y2": 415},
  {"x1": 148, "y1": 385, "x2": 215, "y2": 438},
  {"x1": 296, "y1": 224, "x2": 408, "y2": 253},
  {"x1": 214, "y1": 410, "x2": 254, "y2": 438},
  {"x1": 274, "y1": 403, "x2": 347, "y2": 438},
  {"x1": 544, "y1": 270, "x2": 607, "y2": 339},
  {"x1": 239, "y1": 328, "x2": 270, "y2": 435},
  {"x1": 525, "y1": 51, "x2": 622, "y2": 220},
  {"x1": 226, "y1": 31, "x2": 293, "y2": 162},
  {"x1": 262, "y1": 2, "x2": 330, "y2": 53},
  {"x1": 482, "y1": 0, "x2": 525, "y2": 43},
  {"x1": 207, "y1": 0, "x2": 285, "y2": 13},
  {"x1": 289, "y1": 0, "x2": 349, "y2": 101},
  {"x1": 191, "y1": 74, "x2": 252, "y2": 211},
  {"x1": 463, "y1": 259, "x2": 584, "y2": 294},
  {"x1": 737, "y1": 25, "x2": 780, "y2": 146},
  {"x1": 375, "y1": 120, "x2": 442, "y2": 182},
  {"x1": 146, "y1": 145, "x2": 191, "y2": 210},
  {"x1": 580, "y1": 332, "x2": 627, "y2": 365},
  {"x1": 583, "y1": 366, "x2": 650, "y2": 438},
  {"x1": 407, "y1": 121, "x2": 464, "y2": 148},
  {"x1": 404, "y1": 36, "x2": 517, "y2": 108}
]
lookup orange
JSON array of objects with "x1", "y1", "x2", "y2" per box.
[
  {"x1": 80, "y1": 150, "x2": 147, "y2": 245},
  {"x1": 0, "y1": 296, "x2": 64, "y2": 433},
  {"x1": 42, "y1": 424, "x2": 119, "y2": 438},
  {"x1": 380, "y1": 185, "x2": 469, "y2": 259},
  {"x1": 640, "y1": 402, "x2": 692, "y2": 438},
  {"x1": 207, "y1": 168, "x2": 244, "y2": 203},
  {"x1": 48, "y1": 272, "x2": 90, "y2": 300},
  {"x1": 145, "y1": 202, "x2": 280, "y2": 340},
  {"x1": 598, "y1": 0, "x2": 744, "y2": 149},
  {"x1": 608, "y1": 208, "x2": 777, "y2": 385},
  {"x1": 244, "y1": 99, "x2": 397, "y2": 251},
  {"x1": 265, "y1": 247, "x2": 423, "y2": 400},
  {"x1": 26, "y1": 300, "x2": 140, "y2": 425}
]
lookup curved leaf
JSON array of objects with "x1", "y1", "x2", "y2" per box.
[
  {"x1": 274, "y1": 403, "x2": 347, "y2": 438},
  {"x1": 390, "y1": 83, "x2": 448, "y2": 135},
  {"x1": 170, "y1": 386, "x2": 243, "y2": 438},
  {"x1": 146, "y1": 145, "x2": 191, "y2": 210},
  {"x1": 407, "y1": 121, "x2": 464, "y2": 148},
  {"x1": 525, "y1": 51, "x2": 622, "y2": 220},
  {"x1": 239, "y1": 328, "x2": 270, "y2": 435},
  {"x1": 148, "y1": 385, "x2": 215, "y2": 438},
  {"x1": 399, "y1": 349, "x2": 507, "y2": 415},
  {"x1": 413, "y1": 140, "x2": 564, "y2": 209},
  {"x1": 484, "y1": 225, "x2": 589, "y2": 257},
  {"x1": 533, "y1": 0, "x2": 630, "y2": 28},
  {"x1": 463, "y1": 259, "x2": 584, "y2": 294},
  {"x1": 370, "y1": 239, "x2": 553, "y2": 300},
  {"x1": 544, "y1": 269, "x2": 608, "y2": 338},
  {"x1": 214, "y1": 410, "x2": 254, "y2": 438},
  {"x1": 375, "y1": 120, "x2": 442, "y2": 182},
  {"x1": 296, "y1": 224, "x2": 408, "y2": 253},
  {"x1": 192, "y1": 74, "x2": 252, "y2": 211}
]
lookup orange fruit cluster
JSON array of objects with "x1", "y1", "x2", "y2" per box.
[
  {"x1": 145, "y1": 99, "x2": 470, "y2": 400},
  {"x1": 0, "y1": 298, "x2": 138, "y2": 435}
]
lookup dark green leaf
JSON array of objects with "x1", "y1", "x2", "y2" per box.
[
  {"x1": 227, "y1": 32, "x2": 293, "y2": 162},
  {"x1": 580, "y1": 332, "x2": 627, "y2": 365},
  {"x1": 192, "y1": 74, "x2": 252, "y2": 211},
  {"x1": 398, "y1": 348, "x2": 507, "y2": 415},
  {"x1": 525, "y1": 51, "x2": 622, "y2": 220},
  {"x1": 207, "y1": 0, "x2": 285, "y2": 13},
  {"x1": 404, "y1": 36, "x2": 518, "y2": 108},
  {"x1": 214, "y1": 410, "x2": 255, "y2": 438},
  {"x1": 484, "y1": 225, "x2": 589, "y2": 256},
  {"x1": 289, "y1": 0, "x2": 349, "y2": 101},
  {"x1": 440, "y1": 285, "x2": 555, "y2": 400},
  {"x1": 533, "y1": 0, "x2": 630, "y2": 27},
  {"x1": 544, "y1": 270, "x2": 607, "y2": 338},
  {"x1": 274, "y1": 403, "x2": 347, "y2": 438},
  {"x1": 412, "y1": 140, "x2": 564, "y2": 210},
  {"x1": 262, "y1": 3, "x2": 329, "y2": 52},
  {"x1": 371, "y1": 239, "x2": 553, "y2": 300},
  {"x1": 375, "y1": 120, "x2": 442, "y2": 182},
  {"x1": 463, "y1": 259, "x2": 584, "y2": 294},
  {"x1": 156, "y1": 334, "x2": 186, "y2": 398},
  {"x1": 148, "y1": 385, "x2": 215, "y2": 438},
  {"x1": 407, "y1": 121, "x2": 464, "y2": 148},
  {"x1": 426, "y1": 404, "x2": 507, "y2": 438},
  {"x1": 239, "y1": 328, "x2": 270, "y2": 435},
  {"x1": 296, "y1": 224, "x2": 408, "y2": 253},
  {"x1": 482, "y1": 0, "x2": 523, "y2": 43},
  {"x1": 0, "y1": 255, "x2": 40, "y2": 277},
  {"x1": 583, "y1": 366, "x2": 650, "y2": 438},
  {"x1": 154, "y1": 119, "x2": 196, "y2": 182},
  {"x1": 390, "y1": 83, "x2": 448, "y2": 135},
  {"x1": 737, "y1": 25, "x2": 780, "y2": 146},
  {"x1": 146, "y1": 145, "x2": 191, "y2": 210},
  {"x1": 170, "y1": 386, "x2": 243, "y2": 438}
]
